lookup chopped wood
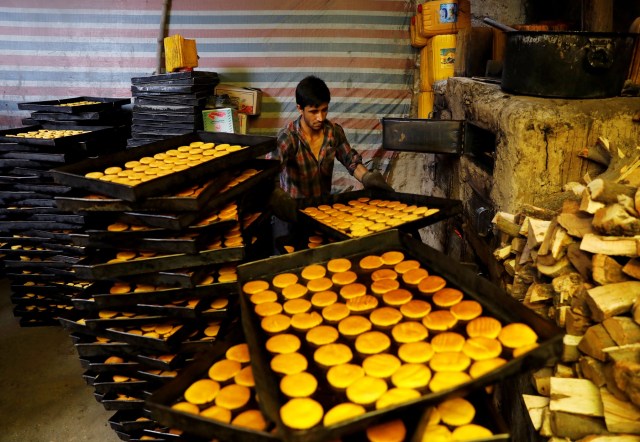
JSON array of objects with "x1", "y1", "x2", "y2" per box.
[
  {"x1": 555, "y1": 305, "x2": 569, "y2": 327},
  {"x1": 604, "y1": 361, "x2": 632, "y2": 402},
  {"x1": 550, "y1": 377, "x2": 604, "y2": 417},
  {"x1": 504, "y1": 258, "x2": 516, "y2": 276},
  {"x1": 564, "y1": 182, "x2": 587, "y2": 199},
  {"x1": 540, "y1": 407, "x2": 554, "y2": 437},
  {"x1": 603, "y1": 344, "x2": 640, "y2": 364},
  {"x1": 603, "y1": 317, "x2": 640, "y2": 346},
  {"x1": 580, "y1": 233, "x2": 640, "y2": 257},
  {"x1": 538, "y1": 256, "x2": 575, "y2": 278},
  {"x1": 581, "y1": 190, "x2": 607, "y2": 214},
  {"x1": 527, "y1": 283, "x2": 554, "y2": 303},
  {"x1": 523, "y1": 394, "x2": 550, "y2": 431},
  {"x1": 579, "y1": 137, "x2": 613, "y2": 166},
  {"x1": 577, "y1": 435, "x2": 640, "y2": 441},
  {"x1": 617, "y1": 155, "x2": 640, "y2": 185},
  {"x1": 532, "y1": 367, "x2": 553, "y2": 396},
  {"x1": 568, "y1": 243, "x2": 594, "y2": 280},
  {"x1": 634, "y1": 299, "x2": 640, "y2": 325},
  {"x1": 537, "y1": 218, "x2": 558, "y2": 256},
  {"x1": 555, "y1": 363, "x2": 577, "y2": 378},
  {"x1": 550, "y1": 410, "x2": 608, "y2": 440},
  {"x1": 552, "y1": 273, "x2": 584, "y2": 303},
  {"x1": 493, "y1": 244, "x2": 512, "y2": 261},
  {"x1": 519, "y1": 216, "x2": 531, "y2": 236},
  {"x1": 571, "y1": 286, "x2": 593, "y2": 317},
  {"x1": 593, "y1": 204, "x2": 640, "y2": 236},
  {"x1": 511, "y1": 274, "x2": 530, "y2": 301},
  {"x1": 612, "y1": 359, "x2": 640, "y2": 408},
  {"x1": 519, "y1": 203, "x2": 558, "y2": 221},
  {"x1": 511, "y1": 236, "x2": 526, "y2": 253},
  {"x1": 587, "y1": 178, "x2": 637, "y2": 204},
  {"x1": 580, "y1": 356, "x2": 608, "y2": 387},
  {"x1": 623, "y1": 258, "x2": 640, "y2": 280},
  {"x1": 600, "y1": 388, "x2": 640, "y2": 434},
  {"x1": 493, "y1": 212, "x2": 521, "y2": 237},
  {"x1": 585, "y1": 281, "x2": 640, "y2": 322},
  {"x1": 563, "y1": 334, "x2": 583, "y2": 362},
  {"x1": 566, "y1": 309, "x2": 593, "y2": 335},
  {"x1": 636, "y1": 187, "x2": 640, "y2": 215},
  {"x1": 537, "y1": 253, "x2": 559, "y2": 267},
  {"x1": 593, "y1": 254, "x2": 632, "y2": 285},
  {"x1": 552, "y1": 226, "x2": 575, "y2": 260},
  {"x1": 558, "y1": 211, "x2": 596, "y2": 238},
  {"x1": 578, "y1": 324, "x2": 616, "y2": 362},
  {"x1": 619, "y1": 194, "x2": 639, "y2": 217}
]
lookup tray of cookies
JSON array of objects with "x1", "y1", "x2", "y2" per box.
[
  {"x1": 17, "y1": 96, "x2": 130, "y2": 113},
  {"x1": 147, "y1": 324, "x2": 280, "y2": 442},
  {"x1": 296, "y1": 189, "x2": 462, "y2": 240},
  {"x1": 50, "y1": 132, "x2": 276, "y2": 202},
  {"x1": 236, "y1": 229, "x2": 561, "y2": 442},
  {"x1": 0, "y1": 124, "x2": 114, "y2": 147}
]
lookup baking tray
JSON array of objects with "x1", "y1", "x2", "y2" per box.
[
  {"x1": 72, "y1": 244, "x2": 244, "y2": 280},
  {"x1": 237, "y1": 229, "x2": 562, "y2": 442},
  {"x1": 92, "y1": 373, "x2": 153, "y2": 396},
  {"x1": 297, "y1": 189, "x2": 462, "y2": 241},
  {"x1": 131, "y1": 70, "x2": 219, "y2": 84},
  {"x1": 98, "y1": 391, "x2": 147, "y2": 411},
  {"x1": 147, "y1": 324, "x2": 279, "y2": 442},
  {"x1": 18, "y1": 96, "x2": 130, "y2": 113},
  {"x1": 79, "y1": 355, "x2": 141, "y2": 374},
  {"x1": 0, "y1": 124, "x2": 114, "y2": 147},
  {"x1": 109, "y1": 410, "x2": 158, "y2": 434},
  {"x1": 51, "y1": 132, "x2": 276, "y2": 202}
]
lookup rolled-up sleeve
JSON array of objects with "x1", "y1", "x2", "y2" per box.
[{"x1": 333, "y1": 123, "x2": 363, "y2": 175}]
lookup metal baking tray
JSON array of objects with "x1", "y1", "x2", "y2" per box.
[
  {"x1": 131, "y1": 70, "x2": 219, "y2": 85},
  {"x1": 79, "y1": 355, "x2": 141, "y2": 374},
  {"x1": 1, "y1": 150, "x2": 84, "y2": 164},
  {"x1": 72, "y1": 244, "x2": 244, "y2": 280},
  {"x1": 297, "y1": 189, "x2": 462, "y2": 241},
  {"x1": 147, "y1": 325, "x2": 279, "y2": 442},
  {"x1": 237, "y1": 229, "x2": 562, "y2": 442},
  {"x1": 93, "y1": 373, "x2": 153, "y2": 396},
  {"x1": 18, "y1": 96, "x2": 130, "y2": 113},
  {"x1": 108, "y1": 410, "x2": 158, "y2": 434},
  {"x1": 51, "y1": 132, "x2": 276, "y2": 202},
  {"x1": 0, "y1": 124, "x2": 114, "y2": 147},
  {"x1": 98, "y1": 319, "x2": 194, "y2": 353},
  {"x1": 97, "y1": 391, "x2": 147, "y2": 411}
]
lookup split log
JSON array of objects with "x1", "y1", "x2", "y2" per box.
[
  {"x1": 555, "y1": 363, "x2": 576, "y2": 378},
  {"x1": 581, "y1": 190, "x2": 607, "y2": 214},
  {"x1": 580, "y1": 356, "x2": 608, "y2": 387},
  {"x1": 593, "y1": 204, "x2": 640, "y2": 236},
  {"x1": 604, "y1": 362, "x2": 631, "y2": 402},
  {"x1": 578, "y1": 324, "x2": 616, "y2": 361},
  {"x1": 522, "y1": 394, "x2": 550, "y2": 430},
  {"x1": 578, "y1": 136, "x2": 613, "y2": 167},
  {"x1": 552, "y1": 273, "x2": 585, "y2": 306},
  {"x1": 504, "y1": 259, "x2": 516, "y2": 276},
  {"x1": 532, "y1": 367, "x2": 553, "y2": 396},
  {"x1": 555, "y1": 306, "x2": 570, "y2": 327},
  {"x1": 580, "y1": 233, "x2": 640, "y2": 257},
  {"x1": 537, "y1": 252, "x2": 559, "y2": 267},
  {"x1": 563, "y1": 186, "x2": 586, "y2": 204},
  {"x1": 600, "y1": 388, "x2": 640, "y2": 434},
  {"x1": 550, "y1": 377, "x2": 604, "y2": 417},
  {"x1": 511, "y1": 237, "x2": 527, "y2": 253},
  {"x1": 558, "y1": 211, "x2": 595, "y2": 238},
  {"x1": 518, "y1": 203, "x2": 558, "y2": 221},
  {"x1": 636, "y1": 187, "x2": 640, "y2": 215},
  {"x1": 593, "y1": 254, "x2": 632, "y2": 285},
  {"x1": 540, "y1": 407, "x2": 554, "y2": 437},
  {"x1": 568, "y1": 242, "x2": 594, "y2": 280},
  {"x1": 619, "y1": 194, "x2": 639, "y2": 217},
  {"x1": 550, "y1": 411, "x2": 608, "y2": 440},
  {"x1": 588, "y1": 178, "x2": 637, "y2": 204},
  {"x1": 493, "y1": 244, "x2": 512, "y2": 260},
  {"x1": 551, "y1": 226, "x2": 575, "y2": 260},
  {"x1": 603, "y1": 317, "x2": 640, "y2": 346},
  {"x1": 538, "y1": 257, "x2": 575, "y2": 278},
  {"x1": 566, "y1": 308, "x2": 593, "y2": 335},
  {"x1": 577, "y1": 435, "x2": 640, "y2": 441},
  {"x1": 634, "y1": 299, "x2": 640, "y2": 325},
  {"x1": 527, "y1": 283, "x2": 554, "y2": 303},
  {"x1": 613, "y1": 359, "x2": 640, "y2": 408},
  {"x1": 493, "y1": 212, "x2": 521, "y2": 237},
  {"x1": 571, "y1": 286, "x2": 593, "y2": 317},
  {"x1": 603, "y1": 344, "x2": 640, "y2": 364},
  {"x1": 537, "y1": 218, "x2": 558, "y2": 257},
  {"x1": 623, "y1": 258, "x2": 640, "y2": 280},
  {"x1": 562, "y1": 334, "x2": 583, "y2": 362},
  {"x1": 585, "y1": 281, "x2": 640, "y2": 322}
]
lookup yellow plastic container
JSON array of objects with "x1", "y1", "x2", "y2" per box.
[
  {"x1": 420, "y1": 0, "x2": 469, "y2": 37},
  {"x1": 411, "y1": 15, "x2": 428, "y2": 48},
  {"x1": 164, "y1": 34, "x2": 198, "y2": 73},
  {"x1": 418, "y1": 91, "x2": 435, "y2": 118},
  {"x1": 420, "y1": 34, "x2": 456, "y2": 89}
]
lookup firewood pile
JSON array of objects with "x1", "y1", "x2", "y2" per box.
[{"x1": 491, "y1": 137, "x2": 640, "y2": 441}]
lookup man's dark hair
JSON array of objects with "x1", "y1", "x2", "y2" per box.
[{"x1": 295, "y1": 75, "x2": 331, "y2": 108}]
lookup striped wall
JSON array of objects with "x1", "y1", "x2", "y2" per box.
[{"x1": 0, "y1": 0, "x2": 416, "y2": 189}]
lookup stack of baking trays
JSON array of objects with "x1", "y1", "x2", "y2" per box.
[
  {"x1": 18, "y1": 96, "x2": 132, "y2": 155},
  {"x1": 0, "y1": 108, "x2": 127, "y2": 326},
  {"x1": 144, "y1": 229, "x2": 563, "y2": 441},
  {"x1": 129, "y1": 71, "x2": 220, "y2": 149},
  {"x1": 47, "y1": 131, "x2": 278, "y2": 440}
]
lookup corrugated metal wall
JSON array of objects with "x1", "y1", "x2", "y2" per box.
[{"x1": 0, "y1": 0, "x2": 415, "y2": 188}]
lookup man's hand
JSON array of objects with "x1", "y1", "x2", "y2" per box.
[
  {"x1": 269, "y1": 187, "x2": 298, "y2": 222},
  {"x1": 362, "y1": 170, "x2": 394, "y2": 192}
]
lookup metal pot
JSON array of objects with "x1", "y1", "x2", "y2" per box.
[{"x1": 484, "y1": 18, "x2": 638, "y2": 99}]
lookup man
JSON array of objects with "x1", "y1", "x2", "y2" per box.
[{"x1": 268, "y1": 75, "x2": 393, "y2": 224}]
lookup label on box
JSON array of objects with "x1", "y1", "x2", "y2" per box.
[
  {"x1": 214, "y1": 84, "x2": 262, "y2": 115},
  {"x1": 202, "y1": 108, "x2": 238, "y2": 133}
]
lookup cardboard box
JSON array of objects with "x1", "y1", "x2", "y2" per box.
[
  {"x1": 214, "y1": 84, "x2": 262, "y2": 115},
  {"x1": 202, "y1": 108, "x2": 238, "y2": 133},
  {"x1": 236, "y1": 113, "x2": 247, "y2": 134}
]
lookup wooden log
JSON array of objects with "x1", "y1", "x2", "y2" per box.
[
  {"x1": 563, "y1": 334, "x2": 583, "y2": 362},
  {"x1": 618, "y1": 194, "x2": 639, "y2": 217},
  {"x1": 511, "y1": 237, "x2": 526, "y2": 254},
  {"x1": 493, "y1": 244, "x2": 512, "y2": 261},
  {"x1": 563, "y1": 189, "x2": 586, "y2": 208},
  {"x1": 538, "y1": 257, "x2": 575, "y2": 278},
  {"x1": 593, "y1": 254, "x2": 632, "y2": 285},
  {"x1": 581, "y1": 191, "x2": 607, "y2": 214},
  {"x1": 566, "y1": 308, "x2": 593, "y2": 335},
  {"x1": 604, "y1": 362, "x2": 631, "y2": 402},
  {"x1": 537, "y1": 252, "x2": 559, "y2": 267},
  {"x1": 636, "y1": 187, "x2": 640, "y2": 215},
  {"x1": 603, "y1": 344, "x2": 640, "y2": 364},
  {"x1": 568, "y1": 242, "x2": 594, "y2": 280},
  {"x1": 519, "y1": 203, "x2": 558, "y2": 221},
  {"x1": 522, "y1": 394, "x2": 550, "y2": 431},
  {"x1": 504, "y1": 258, "x2": 516, "y2": 276},
  {"x1": 577, "y1": 434, "x2": 640, "y2": 441},
  {"x1": 527, "y1": 283, "x2": 554, "y2": 303},
  {"x1": 552, "y1": 226, "x2": 575, "y2": 260},
  {"x1": 493, "y1": 212, "x2": 521, "y2": 237},
  {"x1": 558, "y1": 211, "x2": 595, "y2": 238},
  {"x1": 623, "y1": 258, "x2": 640, "y2": 280},
  {"x1": 580, "y1": 356, "x2": 608, "y2": 388},
  {"x1": 555, "y1": 363, "x2": 576, "y2": 378},
  {"x1": 578, "y1": 324, "x2": 616, "y2": 362},
  {"x1": 540, "y1": 407, "x2": 554, "y2": 437},
  {"x1": 593, "y1": 204, "x2": 640, "y2": 237},
  {"x1": 600, "y1": 388, "x2": 640, "y2": 434},
  {"x1": 571, "y1": 286, "x2": 593, "y2": 317},
  {"x1": 580, "y1": 233, "x2": 640, "y2": 257},
  {"x1": 550, "y1": 377, "x2": 604, "y2": 417},
  {"x1": 532, "y1": 367, "x2": 553, "y2": 396},
  {"x1": 603, "y1": 316, "x2": 640, "y2": 346},
  {"x1": 587, "y1": 178, "x2": 637, "y2": 204},
  {"x1": 552, "y1": 273, "x2": 585, "y2": 306},
  {"x1": 634, "y1": 298, "x2": 640, "y2": 325},
  {"x1": 612, "y1": 359, "x2": 640, "y2": 408},
  {"x1": 585, "y1": 281, "x2": 640, "y2": 322},
  {"x1": 556, "y1": 305, "x2": 569, "y2": 328},
  {"x1": 550, "y1": 410, "x2": 608, "y2": 440}
]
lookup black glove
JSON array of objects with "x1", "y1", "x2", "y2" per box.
[
  {"x1": 362, "y1": 170, "x2": 394, "y2": 192},
  {"x1": 269, "y1": 187, "x2": 298, "y2": 222}
]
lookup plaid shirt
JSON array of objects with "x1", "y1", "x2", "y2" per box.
[{"x1": 266, "y1": 117, "x2": 363, "y2": 199}]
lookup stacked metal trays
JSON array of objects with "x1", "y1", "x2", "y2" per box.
[
  {"x1": 18, "y1": 96, "x2": 131, "y2": 113},
  {"x1": 296, "y1": 189, "x2": 462, "y2": 241},
  {"x1": 237, "y1": 229, "x2": 562, "y2": 442},
  {"x1": 0, "y1": 124, "x2": 115, "y2": 147},
  {"x1": 50, "y1": 131, "x2": 276, "y2": 202}
]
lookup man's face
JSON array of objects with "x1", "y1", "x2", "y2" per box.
[{"x1": 298, "y1": 102, "x2": 329, "y2": 132}]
